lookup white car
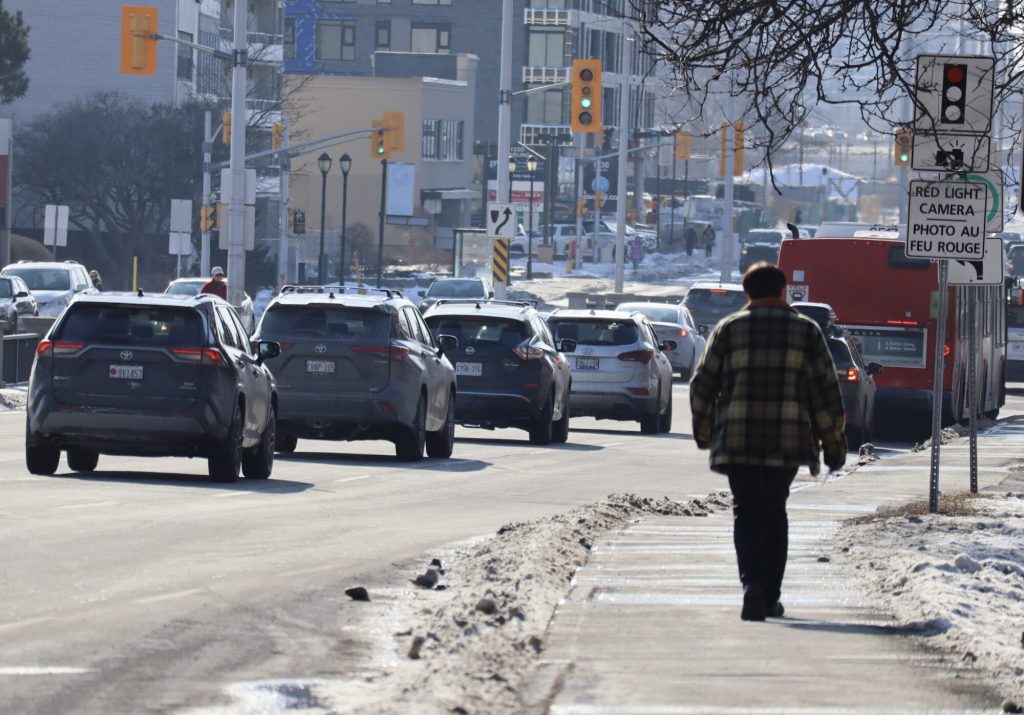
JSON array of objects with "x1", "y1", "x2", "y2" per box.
[
  {"x1": 1, "y1": 261, "x2": 97, "y2": 318},
  {"x1": 616, "y1": 302, "x2": 706, "y2": 378},
  {"x1": 165, "y1": 278, "x2": 256, "y2": 334}
]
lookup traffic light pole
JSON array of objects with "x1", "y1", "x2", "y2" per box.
[
  {"x1": 225, "y1": 0, "x2": 248, "y2": 307},
  {"x1": 277, "y1": 119, "x2": 290, "y2": 287},
  {"x1": 201, "y1": 110, "x2": 213, "y2": 278},
  {"x1": 377, "y1": 159, "x2": 388, "y2": 288},
  {"x1": 613, "y1": 31, "x2": 632, "y2": 293},
  {"x1": 494, "y1": 0, "x2": 513, "y2": 300}
]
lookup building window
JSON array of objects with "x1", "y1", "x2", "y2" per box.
[
  {"x1": 528, "y1": 28, "x2": 566, "y2": 66},
  {"x1": 375, "y1": 20, "x2": 391, "y2": 50},
  {"x1": 316, "y1": 19, "x2": 356, "y2": 61},
  {"x1": 177, "y1": 31, "x2": 194, "y2": 81},
  {"x1": 284, "y1": 18, "x2": 295, "y2": 60},
  {"x1": 411, "y1": 24, "x2": 450, "y2": 54},
  {"x1": 526, "y1": 88, "x2": 565, "y2": 124},
  {"x1": 412, "y1": 0, "x2": 451, "y2": 5},
  {"x1": 422, "y1": 119, "x2": 463, "y2": 161},
  {"x1": 196, "y1": 14, "x2": 221, "y2": 95}
]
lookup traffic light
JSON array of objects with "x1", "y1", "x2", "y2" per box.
[
  {"x1": 293, "y1": 209, "x2": 305, "y2": 235},
  {"x1": 576, "y1": 197, "x2": 588, "y2": 216},
  {"x1": 222, "y1": 111, "x2": 231, "y2": 145},
  {"x1": 200, "y1": 205, "x2": 214, "y2": 232},
  {"x1": 570, "y1": 59, "x2": 603, "y2": 134},
  {"x1": 382, "y1": 111, "x2": 404, "y2": 153},
  {"x1": 894, "y1": 127, "x2": 912, "y2": 167},
  {"x1": 120, "y1": 6, "x2": 158, "y2": 76},
  {"x1": 371, "y1": 120, "x2": 388, "y2": 158},
  {"x1": 674, "y1": 131, "x2": 691, "y2": 161},
  {"x1": 940, "y1": 63, "x2": 968, "y2": 125},
  {"x1": 271, "y1": 121, "x2": 284, "y2": 150},
  {"x1": 733, "y1": 121, "x2": 744, "y2": 176}
]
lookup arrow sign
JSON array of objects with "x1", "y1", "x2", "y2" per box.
[
  {"x1": 487, "y1": 202, "x2": 515, "y2": 240},
  {"x1": 949, "y1": 236, "x2": 1004, "y2": 286}
]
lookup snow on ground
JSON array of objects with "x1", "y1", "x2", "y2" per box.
[
  {"x1": 0, "y1": 385, "x2": 27, "y2": 410},
  {"x1": 837, "y1": 485, "x2": 1024, "y2": 705}
]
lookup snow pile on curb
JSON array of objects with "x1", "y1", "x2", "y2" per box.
[
  {"x1": 0, "y1": 387, "x2": 27, "y2": 410},
  {"x1": 911, "y1": 418, "x2": 996, "y2": 451},
  {"x1": 838, "y1": 490, "x2": 1024, "y2": 704}
]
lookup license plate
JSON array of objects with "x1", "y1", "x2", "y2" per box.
[
  {"x1": 109, "y1": 364, "x2": 143, "y2": 380},
  {"x1": 576, "y1": 357, "x2": 599, "y2": 370},
  {"x1": 455, "y1": 362, "x2": 482, "y2": 376},
  {"x1": 305, "y1": 359, "x2": 336, "y2": 374}
]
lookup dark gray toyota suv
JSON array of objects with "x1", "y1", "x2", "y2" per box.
[{"x1": 26, "y1": 292, "x2": 280, "y2": 482}]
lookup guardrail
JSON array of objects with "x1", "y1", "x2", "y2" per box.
[{"x1": 0, "y1": 316, "x2": 53, "y2": 387}]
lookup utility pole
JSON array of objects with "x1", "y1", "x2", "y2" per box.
[
  {"x1": 201, "y1": 111, "x2": 213, "y2": 277},
  {"x1": 226, "y1": 0, "x2": 248, "y2": 307},
  {"x1": 721, "y1": 84, "x2": 736, "y2": 284},
  {"x1": 494, "y1": 0, "x2": 513, "y2": 300},
  {"x1": 613, "y1": 31, "x2": 632, "y2": 292},
  {"x1": 277, "y1": 118, "x2": 290, "y2": 288}
]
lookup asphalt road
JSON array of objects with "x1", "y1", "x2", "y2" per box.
[{"x1": 2, "y1": 379, "x2": 1022, "y2": 714}]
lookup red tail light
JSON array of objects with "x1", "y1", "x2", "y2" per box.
[
  {"x1": 37, "y1": 340, "x2": 85, "y2": 356},
  {"x1": 678, "y1": 328, "x2": 689, "y2": 338},
  {"x1": 845, "y1": 367, "x2": 859, "y2": 382},
  {"x1": 943, "y1": 344, "x2": 951, "y2": 358},
  {"x1": 886, "y1": 319, "x2": 920, "y2": 326},
  {"x1": 627, "y1": 387, "x2": 650, "y2": 396},
  {"x1": 171, "y1": 347, "x2": 227, "y2": 366},
  {"x1": 352, "y1": 345, "x2": 409, "y2": 358},
  {"x1": 710, "y1": 289, "x2": 728, "y2": 294},
  {"x1": 513, "y1": 341, "x2": 544, "y2": 360},
  {"x1": 278, "y1": 342, "x2": 294, "y2": 351},
  {"x1": 618, "y1": 349, "x2": 653, "y2": 364}
]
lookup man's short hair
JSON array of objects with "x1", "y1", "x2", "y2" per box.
[{"x1": 742, "y1": 262, "x2": 786, "y2": 299}]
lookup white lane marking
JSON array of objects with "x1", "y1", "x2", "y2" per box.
[
  {"x1": 0, "y1": 616, "x2": 55, "y2": 633},
  {"x1": 332, "y1": 475, "x2": 373, "y2": 485},
  {"x1": 56, "y1": 501, "x2": 120, "y2": 510},
  {"x1": 0, "y1": 666, "x2": 92, "y2": 676},
  {"x1": 212, "y1": 490, "x2": 252, "y2": 498},
  {"x1": 602, "y1": 441, "x2": 624, "y2": 448},
  {"x1": 131, "y1": 588, "x2": 204, "y2": 605}
]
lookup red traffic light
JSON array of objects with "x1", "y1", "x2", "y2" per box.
[
  {"x1": 579, "y1": 67, "x2": 594, "y2": 82},
  {"x1": 944, "y1": 65, "x2": 965, "y2": 84}
]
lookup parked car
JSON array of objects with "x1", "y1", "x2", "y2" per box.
[
  {"x1": 2, "y1": 261, "x2": 97, "y2": 318},
  {"x1": 616, "y1": 301, "x2": 706, "y2": 378},
  {"x1": 26, "y1": 292, "x2": 279, "y2": 481},
  {"x1": 527, "y1": 224, "x2": 582, "y2": 257},
  {"x1": 165, "y1": 277, "x2": 256, "y2": 334},
  {"x1": 0, "y1": 275, "x2": 38, "y2": 334},
  {"x1": 739, "y1": 228, "x2": 787, "y2": 273},
  {"x1": 681, "y1": 282, "x2": 748, "y2": 332},
  {"x1": 792, "y1": 301, "x2": 883, "y2": 448},
  {"x1": 600, "y1": 221, "x2": 658, "y2": 251},
  {"x1": 422, "y1": 299, "x2": 573, "y2": 444},
  {"x1": 546, "y1": 309, "x2": 675, "y2": 434},
  {"x1": 418, "y1": 277, "x2": 493, "y2": 314},
  {"x1": 256, "y1": 285, "x2": 458, "y2": 461}
]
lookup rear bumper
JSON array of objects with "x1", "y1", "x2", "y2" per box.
[
  {"x1": 567, "y1": 386, "x2": 656, "y2": 421},
  {"x1": 454, "y1": 390, "x2": 543, "y2": 428},
  {"x1": 276, "y1": 389, "x2": 405, "y2": 438}
]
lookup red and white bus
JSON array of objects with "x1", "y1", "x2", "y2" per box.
[{"x1": 777, "y1": 233, "x2": 1006, "y2": 428}]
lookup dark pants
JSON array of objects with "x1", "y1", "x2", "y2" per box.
[{"x1": 726, "y1": 466, "x2": 798, "y2": 605}]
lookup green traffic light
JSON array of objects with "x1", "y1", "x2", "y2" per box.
[{"x1": 580, "y1": 97, "x2": 592, "y2": 109}]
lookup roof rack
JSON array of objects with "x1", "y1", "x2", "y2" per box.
[
  {"x1": 431, "y1": 298, "x2": 536, "y2": 309},
  {"x1": 280, "y1": 284, "x2": 403, "y2": 299}
]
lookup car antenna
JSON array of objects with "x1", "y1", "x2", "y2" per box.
[{"x1": 137, "y1": 289, "x2": 144, "y2": 297}]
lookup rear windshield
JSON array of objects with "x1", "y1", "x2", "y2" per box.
[
  {"x1": 55, "y1": 305, "x2": 204, "y2": 347},
  {"x1": 166, "y1": 281, "x2": 203, "y2": 296},
  {"x1": 618, "y1": 304, "x2": 678, "y2": 323},
  {"x1": 888, "y1": 246, "x2": 930, "y2": 270},
  {"x1": 425, "y1": 316, "x2": 526, "y2": 347},
  {"x1": 259, "y1": 305, "x2": 389, "y2": 340},
  {"x1": 426, "y1": 280, "x2": 485, "y2": 298},
  {"x1": 745, "y1": 231, "x2": 784, "y2": 245},
  {"x1": 0, "y1": 280, "x2": 11, "y2": 298},
  {"x1": 828, "y1": 338, "x2": 854, "y2": 368},
  {"x1": 683, "y1": 289, "x2": 747, "y2": 310},
  {"x1": 548, "y1": 319, "x2": 639, "y2": 346},
  {"x1": 4, "y1": 267, "x2": 70, "y2": 291}
]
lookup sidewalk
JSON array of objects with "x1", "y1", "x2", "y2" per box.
[{"x1": 523, "y1": 422, "x2": 1024, "y2": 714}]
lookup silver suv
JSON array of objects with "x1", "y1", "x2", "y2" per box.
[
  {"x1": 547, "y1": 309, "x2": 676, "y2": 434},
  {"x1": 2, "y1": 261, "x2": 97, "y2": 318},
  {"x1": 255, "y1": 286, "x2": 458, "y2": 461}
]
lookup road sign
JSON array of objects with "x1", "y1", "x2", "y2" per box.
[
  {"x1": 487, "y1": 202, "x2": 515, "y2": 240},
  {"x1": 949, "y1": 237, "x2": 1004, "y2": 285},
  {"x1": 957, "y1": 169, "x2": 1003, "y2": 233},
  {"x1": 914, "y1": 55, "x2": 995, "y2": 136},
  {"x1": 43, "y1": 204, "x2": 69, "y2": 247},
  {"x1": 492, "y1": 238, "x2": 510, "y2": 285},
  {"x1": 911, "y1": 132, "x2": 990, "y2": 173},
  {"x1": 906, "y1": 179, "x2": 987, "y2": 260}
]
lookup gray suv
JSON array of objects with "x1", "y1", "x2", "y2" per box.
[
  {"x1": 255, "y1": 286, "x2": 458, "y2": 461},
  {"x1": 26, "y1": 292, "x2": 280, "y2": 482}
]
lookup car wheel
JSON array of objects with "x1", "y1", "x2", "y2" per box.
[
  {"x1": 425, "y1": 391, "x2": 456, "y2": 459},
  {"x1": 242, "y1": 408, "x2": 275, "y2": 480},
  {"x1": 658, "y1": 394, "x2": 673, "y2": 434},
  {"x1": 529, "y1": 392, "x2": 554, "y2": 445},
  {"x1": 67, "y1": 448, "x2": 99, "y2": 473},
  {"x1": 551, "y1": 390, "x2": 570, "y2": 444},
  {"x1": 25, "y1": 414, "x2": 60, "y2": 476},
  {"x1": 396, "y1": 395, "x2": 426, "y2": 462},
  {"x1": 276, "y1": 432, "x2": 298, "y2": 454},
  {"x1": 845, "y1": 424, "x2": 864, "y2": 451},
  {"x1": 208, "y1": 403, "x2": 243, "y2": 483},
  {"x1": 640, "y1": 385, "x2": 661, "y2": 434}
]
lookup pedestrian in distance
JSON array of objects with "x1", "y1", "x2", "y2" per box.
[
  {"x1": 89, "y1": 270, "x2": 103, "y2": 291},
  {"x1": 689, "y1": 262, "x2": 846, "y2": 622},
  {"x1": 201, "y1": 266, "x2": 228, "y2": 301}
]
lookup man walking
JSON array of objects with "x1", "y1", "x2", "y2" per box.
[
  {"x1": 200, "y1": 266, "x2": 228, "y2": 301},
  {"x1": 689, "y1": 263, "x2": 846, "y2": 621}
]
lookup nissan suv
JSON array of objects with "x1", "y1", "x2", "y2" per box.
[
  {"x1": 422, "y1": 299, "x2": 574, "y2": 444},
  {"x1": 2, "y1": 261, "x2": 97, "y2": 318},
  {"x1": 26, "y1": 292, "x2": 280, "y2": 482},
  {"x1": 255, "y1": 285, "x2": 458, "y2": 461}
]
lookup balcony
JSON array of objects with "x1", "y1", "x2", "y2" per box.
[
  {"x1": 524, "y1": 8, "x2": 571, "y2": 26},
  {"x1": 519, "y1": 124, "x2": 573, "y2": 147},
  {"x1": 522, "y1": 66, "x2": 569, "y2": 84}
]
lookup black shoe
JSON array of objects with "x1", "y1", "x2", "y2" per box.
[
  {"x1": 767, "y1": 601, "x2": 785, "y2": 618},
  {"x1": 741, "y1": 585, "x2": 766, "y2": 621}
]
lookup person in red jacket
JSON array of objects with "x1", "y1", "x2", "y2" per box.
[{"x1": 200, "y1": 266, "x2": 228, "y2": 300}]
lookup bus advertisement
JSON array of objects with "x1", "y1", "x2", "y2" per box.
[{"x1": 777, "y1": 236, "x2": 1006, "y2": 429}]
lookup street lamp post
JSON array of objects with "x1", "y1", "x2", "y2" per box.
[
  {"x1": 526, "y1": 156, "x2": 537, "y2": 280},
  {"x1": 339, "y1": 153, "x2": 351, "y2": 285},
  {"x1": 317, "y1": 152, "x2": 331, "y2": 283},
  {"x1": 507, "y1": 156, "x2": 517, "y2": 203}
]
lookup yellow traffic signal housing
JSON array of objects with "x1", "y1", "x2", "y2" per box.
[
  {"x1": 120, "y1": 6, "x2": 159, "y2": 75},
  {"x1": 382, "y1": 111, "x2": 404, "y2": 153},
  {"x1": 200, "y1": 205, "x2": 214, "y2": 232},
  {"x1": 894, "y1": 127, "x2": 912, "y2": 167},
  {"x1": 222, "y1": 112, "x2": 231, "y2": 145},
  {"x1": 674, "y1": 131, "x2": 692, "y2": 161},
  {"x1": 371, "y1": 120, "x2": 389, "y2": 158},
  {"x1": 271, "y1": 122, "x2": 284, "y2": 150},
  {"x1": 571, "y1": 59, "x2": 603, "y2": 134}
]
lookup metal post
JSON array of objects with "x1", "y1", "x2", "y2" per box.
[
  {"x1": 340, "y1": 166, "x2": 349, "y2": 285},
  {"x1": 669, "y1": 156, "x2": 677, "y2": 247},
  {"x1": 721, "y1": 85, "x2": 735, "y2": 283},
  {"x1": 613, "y1": 31, "x2": 632, "y2": 293},
  {"x1": 226, "y1": 0, "x2": 248, "y2": 307},
  {"x1": 682, "y1": 157, "x2": 689, "y2": 254},
  {"x1": 318, "y1": 170, "x2": 328, "y2": 282},
  {"x1": 527, "y1": 169, "x2": 534, "y2": 280},
  {"x1": 277, "y1": 119, "x2": 289, "y2": 288},
  {"x1": 968, "y1": 285, "x2": 978, "y2": 492},
  {"x1": 575, "y1": 150, "x2": 584, "y2": 271},
  {"x1": 495, "y1": 0, "x2": 513, "y2": 218},
  {"x1": 654, "y1": 151, "x2": 662, "y2": 250},
  {"x1": 377, "y1": 159, "x2": 388, "y2": 288},
  {"x1": 928, "y1": 260, "x2": 950, "y2": 513},
  {"x1": 201, "y1": 110, "x2": 212, "y2": 277},
  {"x1": 593, "y1": 156, "x2": 602, "y2": 263}
]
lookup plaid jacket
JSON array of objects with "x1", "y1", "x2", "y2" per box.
[{"x1": 689, "y1": 299, "x2": 846, "y2": 475}]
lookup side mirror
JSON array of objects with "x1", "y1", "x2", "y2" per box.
[
  {"x1": 697, "y1": 324, "x2": 709, "y2": 337},
  {"x1": 866, "y1": 361, "x2": 884, "y2": 376},
  {"x1": 487, "y1": 290, "x2": 494, "y2": 299},
  {"x1": 74, "y1": 283, "x2": 88, "y2": 293},
  {"x1": 559, "y1": 338, "x2": 577, "y2": 353},
  {"x1": 437, "y1": 333, "x2": 458, "y2": 355},
  {"x1": 661, "y1": 339, "x2": 678, "y2": 352},
  {"x1": 16, "y1": 290, "x2": 28, "y2": 298},
  {"x1": 257, "y1": 340, "x2": 281, "y2": 362}
]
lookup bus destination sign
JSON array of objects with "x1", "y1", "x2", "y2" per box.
[{"x1": 906, "y1": 179, "x2": 987, "y2": 260}]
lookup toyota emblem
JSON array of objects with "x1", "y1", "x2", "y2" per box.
[
  {"x1": 314, "y1": 344, "x2": 327, "y2": 353},
  {"x1": 581, "y1": 347, "x2": 594, "y2": 356},
  {"x1": 120, "y1": 351, "x2": 133, "y2": 361},
  {"x1": 465, "y1": 346, "x2": 475, "y2": 355}
]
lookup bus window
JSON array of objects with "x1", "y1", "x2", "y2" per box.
[{"x1": 888, "y1": 246, "x2": 930, "y2": 270}]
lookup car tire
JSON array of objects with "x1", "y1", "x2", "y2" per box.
[
  {"x1": 658, "y1": 394, "x2": 673, "y2": 434},
  {"x1": 425, "y1": 392, "x2": 455, "y2": 459},
  {"x1": 396, "y1": 395, "x2": 426, "y2": 462},
  {"x1": 66, "y1": 448, "x2": 99, "y2": 473},
  {"x1": 845, "y1": 424, "x2": 864, "y2": 451},
  {"x1": 208, "y1": 403, "x2": 243, "y2": 483},
  {"x1": 551, "y1": 391, "x2": 570, "y2": 444},
  {"x1": 529, "y1": 393, "x2": 554, "y2": 445},
  {"x1": 25, "y1": 414, "x2": 60, "y2": 476},
  {"x1": 242, "y1": 409, "x2": 275, "y2": 480},
  {"x1": 640, "y1": 387, "x2": 661, "y2": 435},
  {"x1": 275, "y1": 432, "x2": 298, "y2": 454}
]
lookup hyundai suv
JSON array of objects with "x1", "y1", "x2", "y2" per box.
[
  {"x1": 547, "y1": 309, "x2": 676, "y2": 434},
  {"x1": 26, "y1": 292, "x2": 280, "y2": 482},
  {"x1": 2, "y1": 261, "x2": 97, "y2": 318},
  {"x1": 255, "y1": 285, "x2": 458, "y2": 461},
  {"x1": 422, "y1": 299, "x2": 574, "y2": 444}
]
